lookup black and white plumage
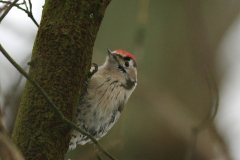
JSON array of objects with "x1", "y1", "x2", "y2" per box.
[{"x1": 69, "y1": 49, "x2": 137, "y2": 150}]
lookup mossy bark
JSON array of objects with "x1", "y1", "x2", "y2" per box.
[{"x1": 12, "y1": 0, "x2": 111, "y2": 159}]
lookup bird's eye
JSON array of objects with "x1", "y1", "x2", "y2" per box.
[{"x1": 125, "y1": 62, "x2": 129, "y2": 67}]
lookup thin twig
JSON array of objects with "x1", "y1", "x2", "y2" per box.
[
  {"x1": 26, "y1": 10, "x2": 39, "y2": 27},
  {"x1": 0, "y1": 44, "x2": 117, "y2": 160},
  {"x1": 0, "y1": 1, "x2": 24, "y2": 5},
  {"x1": 0, "y1": 0, "x2": 39, "y2": 27},
  {"x1": 27, "y1": 0, "x2": 31, "y2": 12},
  {"x1": 184, "y1": 67, "x2": 219, "y2": 160},
  {"x1": 0, "y1": 1, "x2": 26, "y2": 12},
  {"x1": 24, "y1": 0, "x2": 39, "y2": 27},
  {"x1": 23, "y1": 0, "x2": 28, "y2": 11},
  {"x1": 0, "y1": 0, "x2": 19, "y2": 23},
  {"x1": 25, "y1": 0, "x2": 39, "y2": 27},
  {"x1": 0, "y1": 2, "x2": 8, "y2": 14}
]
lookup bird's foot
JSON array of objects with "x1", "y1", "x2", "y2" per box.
[{"x1": 85, "y1": 63, "x2": 98, "y2": 85}]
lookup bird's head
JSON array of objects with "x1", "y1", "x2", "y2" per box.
[{"x1": 105, "y1": 49, "x2": 137, "y2": 89}]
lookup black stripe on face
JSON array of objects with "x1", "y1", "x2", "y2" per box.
[
  {"x1": 118, "y1": 65, "x2": 126, "y2": 73},
  {"x1": 111, "y1": 54, "x2": 127, "y2": 73}
]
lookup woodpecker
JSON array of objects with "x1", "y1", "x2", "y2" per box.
[{"x1": 69, "y1": 49, "x2": 137, "y2": 150}]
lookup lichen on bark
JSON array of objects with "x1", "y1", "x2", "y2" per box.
[{"x1": 12, "y1": 0, "x2": 111, "y2": 159}]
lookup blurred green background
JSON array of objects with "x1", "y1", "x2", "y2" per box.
[
  {"x1": 1, "y1": 0, "x2": 240, "y2": 160},
  {"x1": 65, "y1": 0, "x2": 240, "y2": 160}
]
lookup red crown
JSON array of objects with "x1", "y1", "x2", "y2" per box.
[{"x1": 114, "y1": 50, "x2": 136, "y2": 63}]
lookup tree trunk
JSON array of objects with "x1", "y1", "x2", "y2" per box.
[{"x1": 12, "y1": 0, "x2": 111, "y2": 159}]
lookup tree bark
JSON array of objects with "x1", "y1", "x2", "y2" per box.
[{"x1": 12, "y1": 0, "x2": 111, "y2": 159}]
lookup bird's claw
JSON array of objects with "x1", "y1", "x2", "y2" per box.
[
  {"x1": 85, "y1": 81, "x2": 90, "y2": 85},
  {"x1": 86, "y1": 63, "x2": 98, "y2": 85},
  {"x1": 91, "y1": 63, "x2": 98, "y2": 76}
]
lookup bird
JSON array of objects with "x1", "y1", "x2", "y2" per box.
[{"x1": 69, "y1": 49, "x2": 137, "y2": 150}]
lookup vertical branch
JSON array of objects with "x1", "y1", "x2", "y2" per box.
[
  {"x1": 11, "y1": 0, "x2": 112, "y2": 159},
  {"x1": 0, "y1": 43, "x2": 116, "y2": 160}
]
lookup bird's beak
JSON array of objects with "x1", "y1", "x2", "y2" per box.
[
  {"x1": 107, "y1": 48, "x2": 115, "y2": 60},
  {"x1": 107, "y1": 48, "x2": 112, "y2": 56}
]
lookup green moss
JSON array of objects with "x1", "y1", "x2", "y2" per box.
[{"x1": 12, "y1": 0, "x2": 112, "y2": 159}]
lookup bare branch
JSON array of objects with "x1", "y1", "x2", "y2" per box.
[
  {"x1": 0, "y1": 0, "x2": 19, "y2": 23},
  {"x1": 0, "y1": 0, "x2": 39, "y2": 27},
  {"x1": 24, "y1": 0, "x2": 39, "y2": 27},
  {"x1": 23, "y1": 0, "x2": 27, "y2": 10},
  {"x1": 27, "y1": 0, "x2": 31, "y2": 12},
  {"x1": 0, "y1": 44, "x2": 117, "y2": 160},
  {"x1": 0, "y1": 1, "x2": 27, "y2": 13},
  {"x1": 0, "y1": 1, "x2": 8, "y2": 14}
]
